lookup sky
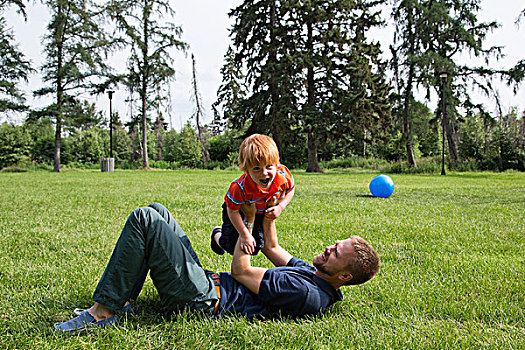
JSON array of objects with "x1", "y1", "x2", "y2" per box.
[{"x1": 3, "y1": 0, "x2": 524, "y2": 128}]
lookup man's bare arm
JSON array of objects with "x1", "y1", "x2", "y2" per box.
[
  {"x1": 230, "y1": 238, "x2": 267, "y2": 294},
  {"x1": 261, "y1": 217, "x2": 293, "y2": 267}
]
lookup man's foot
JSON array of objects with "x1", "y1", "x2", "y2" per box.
[
  {"x1": 210, "y1": 226, "x2": 225, "y2": 255},
  {"x1": 72, "y1": 303, "x2": 135, "y2": 317},
  {"x1": 53, "y1": 310, "x2": 120, "y2": 332}
]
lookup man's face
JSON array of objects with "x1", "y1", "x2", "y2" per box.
[
  {"x1": 313, "y1": 238, "x2": 355, "y2": 277},
  {"x1": 247, "y1": 163, "x2": 277, "y2": 189}
]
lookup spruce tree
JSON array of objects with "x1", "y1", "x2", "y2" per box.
[
  {"x1": 0, "y1": 18, "x2": 31, "y2": 116},
  {"x1": 0, "y1": 1, "x2": 32, "y2": 118},
  {"x1": 221, "y1": 0, "x2": 390, "y2": 169},
  {"x1": 36, "y1": 0, "x2": 113, "y2": 172},
  {"x1": 390, "y1": 0, "x2": 502, "y2": 167},
  {"x1": 107, "y1": 0, "x2": 187, "y2": 168},
  {"x1": 290, "y1": 0, "x2": 391, "y2": 169},
  {"x1": 224, "y1": 0, "x2": 300, "y2": 153},
  {"x1": 212, "y1": 46, "x2": 247, "y2": 133}
]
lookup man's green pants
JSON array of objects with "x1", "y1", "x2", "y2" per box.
[{"x1": 92, "y1": 203, "x2": 217, "y2": 315}]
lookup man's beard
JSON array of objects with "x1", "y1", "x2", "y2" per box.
[{"x1": 313, "y1": 260, "x2": 332, "y2": 276}]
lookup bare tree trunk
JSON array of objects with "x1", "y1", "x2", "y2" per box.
[
  {"x1": 362, "y1": 127, "x2": 367, "y2": 158},
  {"x1": 191, "y1": 54, "x2": 211, "y2": 167},
  {"x1": 269, "y1": 0, "x2": 282, "y2": 155},
  {"x1": 306, "y1": 130, "x2": 323, "y2": 172},
  {"x1": 54, "y1": 84, "x2": 62, "y2": 172},
  {"x1": 154, "y1": 120, "x2": 164, "y2": 161},
  {"x1": 141, "y1": 98, "x2": 149, "y2": 168},
  {"x1": 402, "y1": 6, "x2": 417, "y2": 168},
  {"x1": 130, "y1": 126, "x2": 139, "y2": 162},
  {"x1": 498, "y1": 132, "x2": 504, "y2": 171},
  {"x1": 517, "y1": 118, "x2": 524, "y2": 149},
  {"x1": 305, "y1": 20, "x2": 322, "y2": 173},
  {"x1": 483, "y1": 117, "x2": 490, "y2": 156},
  {"x1": 405, "y1": 121, "x2": 417, "y2": 166},
  {"x1": 141, "y1": 0, "x2": 149, "y2": 169},
  {"x1": 54, "y1": 115, "x2": 61, "y2": 172},
  {"x1": 53, "y1": 6, "x2": 66, "y2": 172}
]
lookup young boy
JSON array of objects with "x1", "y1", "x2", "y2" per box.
[{"x1": 211, "y1": 134, "x2": 295, "y2": 255}]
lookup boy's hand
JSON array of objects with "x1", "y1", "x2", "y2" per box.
[
  {"x1": 267, "y1": 191, "x2": 286, "y2": 208},
  {"x1": 239, "y1": 202, "x2": 256, "y2": 254},
  {"x1": 264, "y1": 204, "x2": 283, "y2": 220},
  {"x1": 240, "y1": 234, "x2": 256, "y2": 255},
  {"x1": 265, "y1": 191, "x2": 286, "y2": 219},
  {"x1": 240, "y1": 202, "x2": 257, "y2": 220}
]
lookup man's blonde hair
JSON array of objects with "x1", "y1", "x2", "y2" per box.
[
  {"x1": 238, "y1": 134, "x2": 280, "y2": 172},
  {"x1": 344, "y1": 236, "x2": 380, "y2": 285}
]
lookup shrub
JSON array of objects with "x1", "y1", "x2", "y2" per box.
[
  {"x1": 0, "y1": 156, "x2": 52, "y2": 172},
  {"x1": 208, "y1": 130, "x2": 242, "y2": 162},
  {"x1": 0, "y1": 122, "x2": 32, "y2": 168},
  {"x1": 149, "y1": 160, "x2": 182, "y2": 169},
  {"x1": 204, "y1": 161, "x2": 229, "y2": 170},
  {"x1": 320, "y1": 157, "x2": 389, "y2": 170},
  {"x1": 68, "y1": 128, "x2": 105, "y2": 164},
  {"x1": 62, "y1": 161, "x2": 100, "y2": 170},
  {"x1": 385, "y1": 158, "x2": 441, "y2": 174},
  {"x1": 164, "y1": 123, "x2": 201, "y2": 167}
]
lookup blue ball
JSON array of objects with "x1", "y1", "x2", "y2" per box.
[{"x1": 369, "y1": 174, "x2": 395, "y2": 198}]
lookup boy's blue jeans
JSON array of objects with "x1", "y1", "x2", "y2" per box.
[
  {"x1": 219, "y1": 202, "x2": 265, "y2": 255},
  {"x1": 92, "y1": 203, "x2": 217, "y2": 315}
]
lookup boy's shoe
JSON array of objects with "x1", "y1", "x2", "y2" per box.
[
  {"x1": 72, "y1": 303, "x2": 135, "y2": 317},
  {"x1": 53, "y1": 310, "x2": 120, "y2": 332},
  {"x1": 210, "y1": 226, "x2": 225, "y2": 255}
]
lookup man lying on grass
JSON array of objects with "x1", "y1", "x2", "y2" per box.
[{"x1": 54, "y1": 202, "x2": 379, "y2": 331}]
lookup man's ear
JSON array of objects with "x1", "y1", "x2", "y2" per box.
[{"x1": 338, "y1": 273, "x2": 353, "y2": 282}]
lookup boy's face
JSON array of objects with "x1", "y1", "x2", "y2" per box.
[{"x1": 247, "y1": 163, "x2": 277, "y2": 188}]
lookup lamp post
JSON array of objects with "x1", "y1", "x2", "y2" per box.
[
  {"x1": 439, "y1": 72, "x2": 448, "y2": 176},
  {"x1": 108, "y1": 90, "x2": 114, "y2": 158}
]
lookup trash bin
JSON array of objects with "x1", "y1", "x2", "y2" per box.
[{"x1": 101, "y1": 157, "x2": 114, "y2": 172}]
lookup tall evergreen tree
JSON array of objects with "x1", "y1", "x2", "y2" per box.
[
  {"x1": 212, "y1": 46, "x2": 247, "y2": 134},
  {"x1": 222, "y1": 0, "x2": 389, "y2": 170},
  {"x1": 0, "y1": 1, "x2": 32, "y2": 119},
  {"x1": 0, "y1": 18, "x2": 31, "y2": 117},
  {"x1": 390, "y1": 0, "x2": 419, "y2": 166},
  {"x1": 225, "y1": 0, "x2": 300, "y2": 154},
  {"x1": 107, "y1": 0, "x2": 187, "y2": 168},
  {"x1": 296, "y1": 0, "x2": 390, "y2": 166},
  {"x1": 36, "y1": 0, "x2": 113, "y2": 172},
  {"x1": 390, "y1": 0, "x2": 501, "y2": 168},
  {"x1": 64, "y1": 100, "x2": 105, "y2": 132},
  {"x1": 506, "y1": 8, "x2": 525, "y2": 91}
]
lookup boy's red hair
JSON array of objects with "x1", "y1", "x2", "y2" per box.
[{"x1": 238, "y1": 134, "x2": 280, "y2": 172}]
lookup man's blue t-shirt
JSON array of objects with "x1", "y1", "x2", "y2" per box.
[{"x1": 216, "y1": 257, "x2": 344, "y2": 318}]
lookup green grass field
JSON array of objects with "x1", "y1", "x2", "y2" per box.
[{"x1": 0, "y1": 169, "x2": 523, "y2": 349}]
